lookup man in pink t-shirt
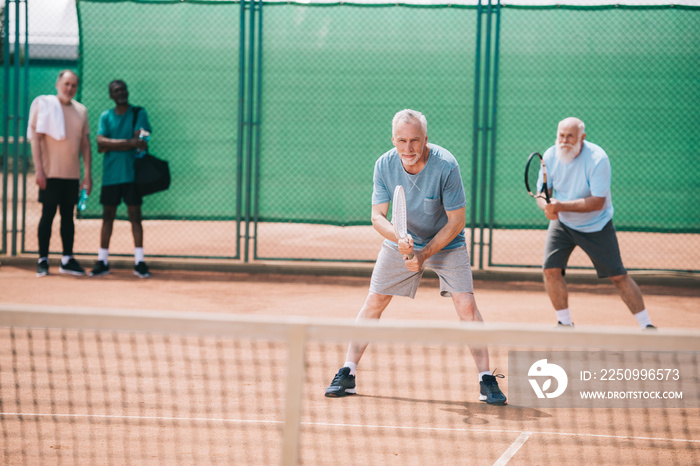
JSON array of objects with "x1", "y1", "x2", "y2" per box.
[{"x1": 29, "y1": 70, "x2": 92, "y2": 277}]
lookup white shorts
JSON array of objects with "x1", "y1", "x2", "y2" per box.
[{"x1": 369, "y1": 242, "x2": 474, "y2": 299}]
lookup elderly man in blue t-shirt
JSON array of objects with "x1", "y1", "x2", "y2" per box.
[
  {"x1": 536, "y1": 117, "x2": 655, "y2": 330},
  {"x1": 325, "y1": 109, "x2": 507, "y2": 405},
  {"x1": 89, "y1": 80, "x2": 152, "y2": 279}
]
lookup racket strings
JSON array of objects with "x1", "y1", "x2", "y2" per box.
[{"x1": 525, "y1": 152, "x2": 549, "y2": 203}]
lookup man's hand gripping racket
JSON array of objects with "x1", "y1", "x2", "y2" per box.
[
  {"x1": 525, "y1": 151, "x2": 560, "y2": 220},
  {"x1": 392, "y1": 185, "x2": 414, "y2": 260}
]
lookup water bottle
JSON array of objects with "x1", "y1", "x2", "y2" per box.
[
  {"x1": 78, "y1": 188, "x2": 88, "y2": 212},
  {"x1": 137, "y1": 129, "x2": 150, "y2": 158}
]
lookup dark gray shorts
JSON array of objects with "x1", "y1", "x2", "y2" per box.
[
  {"x1": 369, "y1": 242, "x2": 474, "y2": 298},
  {"x1": 543, "y1": 219, "x2": 626, "y2": 278}
]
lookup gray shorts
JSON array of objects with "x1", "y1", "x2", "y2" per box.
[
  {"x1": 369, "y1": 242, "x2": 474, "y2": 298},
  {"x1": 544, "y1": 219, "x2": 626, "y2": 278}
]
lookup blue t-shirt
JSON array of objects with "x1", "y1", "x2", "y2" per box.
[
  {"x1": 97, "y1": 105, "x2": 151, "y2": 186},
  {"x1": 540, "y1": 140, "x2": 614, "y2": 233},
  {"x1": 372, "y1": 143, "x2": 467, "y2": 250}
]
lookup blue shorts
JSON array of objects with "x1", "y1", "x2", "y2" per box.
[
  {"x1": 544, "y1": 219, "x2": 627, "y2": 279},
  {"x1": 369, "y1": 242, "x2": 474, "y2": 298}
]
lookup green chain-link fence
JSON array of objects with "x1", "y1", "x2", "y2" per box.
[
  {"x1": 2, "y1": 0, "x2": 699, "y2": 271},
  {"x1": 489, "y1": 5, "x2": 700, "y2": 271}
]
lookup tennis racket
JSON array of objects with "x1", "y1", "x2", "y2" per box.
[
  {"x1": 524, "y1": 152, "x2": 550, "y2": 204},
  {"x1": 392, "y1": 185, "x2": 414, "y2": 260}
]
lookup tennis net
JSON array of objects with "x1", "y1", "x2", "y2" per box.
[{"x1": 1, "y1": 304, "x2": 699, "y2": 465}]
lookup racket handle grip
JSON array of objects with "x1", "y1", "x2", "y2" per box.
[{"x1": 406, "y1": 253, "x2": 414, "y2": 260}]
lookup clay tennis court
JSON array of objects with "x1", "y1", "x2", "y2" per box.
[
  {"x1": 3, "y1": 166, "x2": 700, "y2": 465},
  {"x1": 1, "y1": 261, "x2": 699, "y2": 464}
]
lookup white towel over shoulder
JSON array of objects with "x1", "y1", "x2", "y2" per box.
[{"x1": 28, "y1": 95, "x2": 66, "y2": 141}]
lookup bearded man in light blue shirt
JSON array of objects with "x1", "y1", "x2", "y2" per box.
[
  {"x1": 325, "y1": 109, "x2": 506, "y2": 405},
  {"x1": 537, "y1": 117, "x2": 655, "y2": 330}
]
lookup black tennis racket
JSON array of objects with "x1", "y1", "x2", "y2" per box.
[{"x1": 524, "y1": 152, "x2": 550, "y2": 204}]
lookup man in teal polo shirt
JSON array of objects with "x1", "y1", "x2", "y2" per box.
[{"x1": 90, "y1": 80, "x2": 152, "y2": 278}]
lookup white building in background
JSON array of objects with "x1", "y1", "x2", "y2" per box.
[
  {"x1": 6, "y1": 0, "x2": 78, "y2": 60},
  {"x1": 6, "y1": 0, "x2": 698, "y2": 61}
]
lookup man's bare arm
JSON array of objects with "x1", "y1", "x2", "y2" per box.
[
  {"x1": 96, "y1": 130, "x2": 146, "y2": 153},
  {"x1": 417, "y1": 207, "x2": 466, "y2": 262},
  {"x1": 544, "y1": 196, "x2": 605, "y2": 219},
  {"x1": 370, "y1": 202, "x2": 398, "y2": 242},
  {"x1": 30, "y1": 133, "x2": 47, "y2": 190},
  {"x1": 80, "y1": 133, "x2": 93, "y2": 195}
]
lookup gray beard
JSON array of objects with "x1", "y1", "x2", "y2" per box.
[{"x1": 556, "y1": 144, "x2": 579, "y2": 164}]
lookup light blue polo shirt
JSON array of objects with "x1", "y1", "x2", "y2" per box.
[
  {"x1": 539, "y1": 140, "x2": 614, "y2": 233},
  {"x1": 372, "y1": 143, "x2": 466, "y2": 250},
  {"x1": 97, "y1": 105, "x2": 151, "y2": 186}
]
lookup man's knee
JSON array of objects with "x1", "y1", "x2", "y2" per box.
[
  {"x1": 360, "y1": 292, "x2": 392, "y2": 319},
  {"x1": 452, "y1": 292, "x2": 481, "y2": 321},
  {"x1": 543, "y1": 268, "x2": 564, "y2": 280},
  {"x1": 452, "y1": 292, "x2": 476, "y2": 310},
  {"x1": 127, "y1": 206, "x2": 142, "y2": 223},
  {"x1": 102, "y1": 205, "x2": 117, "y2": 219},
  {"x1": 609, "y1": 273, "x2": 630, "y2": 286}
]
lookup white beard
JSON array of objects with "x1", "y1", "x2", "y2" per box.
[{"x1": 556, "y1": 141, "x2": 581, "y2": 164}]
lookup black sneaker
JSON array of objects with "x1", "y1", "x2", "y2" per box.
[
  {"x1": 644, "y1": 324, "x2": 657, "y2": 331},
  {"x1": 325, "y1": 367, "x2": 356, "y2": 397},
  {"x1": 90, "y1": 261, "x2": 110, "y2": 277},
  {"x1": 37, "y1": 259, "x2": 49, "y2": 277},
  {"x1": 59, "y1": 258, "x2": 86, "y2": 276},
  {"x1": 134, "y1": 261, "x2": 151, "y2": 278},
  {"x1": 557, "y1": 321, "x2": 574, "y2": 327},
  {"x1": 480, "y1": 373, "x2": 507, "y2": 405}
]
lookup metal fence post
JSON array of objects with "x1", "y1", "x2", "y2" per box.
[
  {"x1": 1, "y1": 0, "x2": 10, "y2": 255},
  {"x1": 252, "y1": 0, "x2": 263, "y2": 261},
  {"x1": 19, "y1": 0, "x2": 28, "y2": 254},
  {"x1": 487, "y1": 0, "x2": 501, "y2": 267},
  {"x1": 478, "y1": 0, "x2": 494, "y2": 270},
  {"x1": 470, "y1": 0, "x2": 483, "y2": 267}
]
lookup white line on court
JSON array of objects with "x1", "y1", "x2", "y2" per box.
[
  {"x1": 3, "y1": 412, "x2": 700, "y2": 444},
  {"x1": 492, "y1": 431, "x2": 532, "y2": 466}
]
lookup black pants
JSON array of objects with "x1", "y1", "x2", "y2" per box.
[{"x1": 38, "y1": 178, "x2": 79, "y2": 258}]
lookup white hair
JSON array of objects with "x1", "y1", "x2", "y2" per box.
[
  {"x1": 559, "y1": 117, "x2": 585, "y2": 135},
  {"x1": 392, "y1": 109, "x2": 427, "y2": 136}
]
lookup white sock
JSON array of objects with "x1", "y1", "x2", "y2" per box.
[
  {"x1": 98, "y1": 248, "x2": 109, "y2": 264},
  {"x1": 634, "y1": 309, "x2": 652, "y2": 329},
  {"x1": 61, "y1": 255, "x2": 72, "y2": 265},
  {"x1": 134, "y1": 247, "x2": 145, "y2": 264},
  {"x1": 38, "y1": 257, "x2": 48, "y2": 264},
  {"x1": 343, "y1": 361, "x2": 357, "y2": 376},
  {"x1": 555, "y1": 308, "x2": 572, "y2": 325},
  {"x1": 479, "y1": 371, "x2": 491, "y2": 382}
]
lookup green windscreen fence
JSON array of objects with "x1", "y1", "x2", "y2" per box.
[
  {"x1": 258, "y1": 4, "x2": 477, "y2": 225},
  {"x1": 4, "y1": 1, "x2": 697, "y2": 267},
  {"x1": 75, "y1": 1, "x2": 699, "y2": 231},
  {"x1": 80, "y1": 1, "x2": 479, "y2": 225},
  {"x1": 78, "y1": 1, "x2": 241, "y2": 220},
  {"x1": 494, "y1": 6, "x2": 700, "y2": 233}
]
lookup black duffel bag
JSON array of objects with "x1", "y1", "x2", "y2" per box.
[{"x1": 135, "y1": 153, "x2": 170, "y2": 196}]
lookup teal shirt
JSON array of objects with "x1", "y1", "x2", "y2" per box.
[{"x1": 97, "y1": 105, "x2": 151, "y2": 186}]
